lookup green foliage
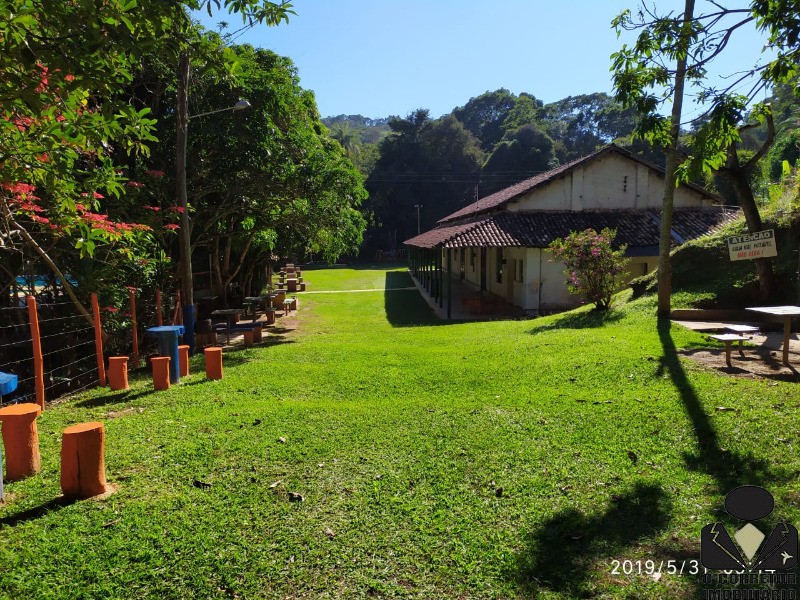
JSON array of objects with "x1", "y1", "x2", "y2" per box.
[
  {"x1": 365, "y1": 110, "x2": 484, "y2": 250},
  {"x1": 452, "y1": 88, "x2": 519, "y2": 153},
  {"x1": 141, "y1": 43, "x2": 366, "y2": 297},
  {"x1": 549, "y1": 228, "x2": 629, "y2": 310},
  {"x1": 481, "y1": 124, "x2": 557, "y2": 195}
]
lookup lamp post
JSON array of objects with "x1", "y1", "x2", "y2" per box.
[
  {"x1": 414, "y1": 204, "x2": 422, "y2": 235},
  {"x1": 176, "y1": 51, "x2": 250, "y2": 355}
]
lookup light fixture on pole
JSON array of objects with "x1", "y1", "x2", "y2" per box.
[
  {"x1": 414, "y1": 204, "x2": 422, "y2": 235},
  {"x1": 176, "y1": 50, "x2": 251, "y2": 355},
  {"x1": 189, "y1": 99, "x2": 251, "y2": 120}
]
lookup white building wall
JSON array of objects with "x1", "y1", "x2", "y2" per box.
[{"x1": 506, "y1": 153, "x2": 711, "y2": 213}]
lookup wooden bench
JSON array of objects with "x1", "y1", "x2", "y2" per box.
[{"x1": 708, "y1": 333, "x2": 749, "y2": 367}]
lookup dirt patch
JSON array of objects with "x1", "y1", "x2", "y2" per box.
[{"x1": 681, "y1": 345, "x2": 800, "y2": 383}]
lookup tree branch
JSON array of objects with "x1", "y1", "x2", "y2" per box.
[{"x1": 742, "y1": 110, "x2": 775, "y2": 170}]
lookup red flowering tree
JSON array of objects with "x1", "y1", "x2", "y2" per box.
[
  {"x1": 549, "y1": 228, "x2": 629, "y2": 311},
  {"x1": 0, "y1": 1, "x2": 292, "y2": 318}
]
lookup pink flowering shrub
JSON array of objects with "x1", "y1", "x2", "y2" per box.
[{"x1": 549, "y1": 228, "x2": 629, "y2": 310}]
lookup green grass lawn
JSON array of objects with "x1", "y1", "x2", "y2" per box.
[{"x1": 1, "y1": 266, "x2": 798, "y2": 599}]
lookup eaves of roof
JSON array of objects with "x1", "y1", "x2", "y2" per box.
[{"x1": 404, "y1": 207, "x2": 739, "y2": 250}]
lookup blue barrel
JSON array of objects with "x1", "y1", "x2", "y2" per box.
[{"x1": 146, "y1": 325, "x2": 186, "y2": 383}]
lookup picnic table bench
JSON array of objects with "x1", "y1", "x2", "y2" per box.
[{"x1": 708, "y1": 333, "x2": 749, "y2": 367}]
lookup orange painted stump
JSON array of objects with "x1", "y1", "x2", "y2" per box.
[
  {"x1": 60, "y1": 422, "x2": 107, "y2": 499},
  {"x1": 107, "y1": 356, "x2": 129, "y2": 391},
  {"x1": 178, "y1": 344, "x2": 190, "y2": 377},
  {"x1": 265, "y1": 309, "x2": 276, "y2": 325},
  {"x1": 253, "y1": 324, "x2": 263, "y2": 343},
  {"x1": 151, "y1": 356, "x2": 170, "y2": 390},
  {"x1": 204, "y1": 347, "x2": 223, "y2": 380},
  {"x1": 0, "y1": 403, "x2": 42, "y2": 481},
  {"x1": 243, "y1": 330, "x2": 255, "y2": 346}
]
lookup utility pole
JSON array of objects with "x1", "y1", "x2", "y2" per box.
[{"x1": 414, "y1": 204, "x2": 422, "y2": 235}]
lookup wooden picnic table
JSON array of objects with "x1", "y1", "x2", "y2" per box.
[
  {"x1": 211, "y1": 309, "x2": 241, "y2": 345},
  {"x1": 746, "y1": 305, "x2": 800, "y2": 366}
]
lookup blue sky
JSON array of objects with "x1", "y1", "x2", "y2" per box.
[{"x1": 194, "y1": 1, "x2": 773, "y2": 120}]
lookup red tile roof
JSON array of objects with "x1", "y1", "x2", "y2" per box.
[
  {"x1": 404, "y1": 207, "x2": 738, "y2": 250},
  {"x1": 437, "y1": 145, "x2": 717, "y2": 224}
]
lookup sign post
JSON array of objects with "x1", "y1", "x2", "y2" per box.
[{"x1": 727, "y1": 230, "x2": 777, "y2": 261}]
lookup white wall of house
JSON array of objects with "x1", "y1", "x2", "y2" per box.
[
  {"x1": 437, "y1": 245, "x2": 659, "y2": 315},
  {"x1": 505, "y1": 152, "x2": 712, "y2": 213}
]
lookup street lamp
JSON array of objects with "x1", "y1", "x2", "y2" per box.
[
  {"x1": 190, "y1": 99, "x2": 251, "y2": 120},
  {"x1": 176, "y1": 51, "x2": 251, "y2": 355},
  {"x1": 414, "y1": 204, "x2": 422, "y2": 235}
]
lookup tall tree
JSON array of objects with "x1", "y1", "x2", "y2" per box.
[
  {"x1": 0, "y1": 0, "x2": 293, "y2": 320},
  {"x1": 612, "y1": 0, "x2": 800, "y2": 308},
  {"x1": 480, "y1": 124, "x2": 558, "y2": 195},
  {"x1": 452, "y1": 89, "x2": 518, "y2": 153},
  {"x1": 365, "y1": 110, "x2": 484, "y2": 252},
  {"x1": 146, "y1": 45, "x2": 366, "y2": 302}
]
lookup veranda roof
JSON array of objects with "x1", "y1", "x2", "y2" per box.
[{"x1": 404, "y1": 207, "x2": 738, "y2": 250}]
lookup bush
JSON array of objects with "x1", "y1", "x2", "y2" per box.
[{"x1": 549, "y1": 228, "x2": 628, "y2": 310}]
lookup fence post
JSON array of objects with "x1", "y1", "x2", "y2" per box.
[
  {"x1": 129, "y1": 287, "x2": 139, "y2": 368},
  {"x1": 26, "y1": 296, "x2": 45, "y2": 410},
  {"x1": 91, "y1": 293, "x2": 106, "y2": 387},
  {"x1": 155, "y1": 288, "x2": 163, "y2": 326}
]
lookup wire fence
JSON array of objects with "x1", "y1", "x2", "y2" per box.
[{"x1": 0, "y1": 297, "x2": 100, "y2": 405}]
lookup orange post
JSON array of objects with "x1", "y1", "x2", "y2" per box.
[
  {"x1": 155, "y1": 288, "x2": 163, "y2": 326},
  {"x1": 178, "y1": 344, "x2": 189, "y2": 377},
  {"x1": 204, "y1": 347, "x2": 223, "y2": 380},
  {"x1": 253, "y1": 324, "x2": 263, "y2": 343},
  {"x1": 0, "y1": 403, "x2": 42, "y2": 480},
  {"x1": 108, "y1": 357, "x2": 129, "y2": 391},
  {"x1": 26, "y1": 296, "x2": 46, "y2": 409},
  {"x1": 129, "y1": 287, "x2": 139, "y2": 368},
  {"x1": 90, "y1": 293, "x2": 106, "y2": 389},
  {"x1": 151, "y1": 356, "x2": 170, "y2": 390},
  {"x1": 60, "y1": 422, "x2": 107, "y2": 499}
]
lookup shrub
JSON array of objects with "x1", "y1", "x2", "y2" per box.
[{"x1": 549, "y1": 228, "x2": 629, "y2": 310}]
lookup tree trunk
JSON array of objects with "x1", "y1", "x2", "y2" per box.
[
  {"x1": 722, "y1": 157, "x2": 776, "y2": 301},
  {"x1": 657, "y1": 0, "x2": 695, "y2": 319}
]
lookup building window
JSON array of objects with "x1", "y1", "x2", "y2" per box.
[{"x1": 470, "y1": 249, "x2": 475, "y2": 269}]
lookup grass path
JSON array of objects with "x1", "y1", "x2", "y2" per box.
[{"x1": 0, "y1": 267, "x2": 798, "y2": 599}]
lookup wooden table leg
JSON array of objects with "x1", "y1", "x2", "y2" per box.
[{"x1": 724, "y1": 341, "x2": 733, "y2": 368}]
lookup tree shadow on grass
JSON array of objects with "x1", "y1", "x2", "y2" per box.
[
  {"x1": 528, "y1": 308, "x2": 624, "y2": 334},
  {"x1": 512, "y1": 482, "x2": 673, "y2": 596},
  {"x1": 656, "y1": 319, "x2": 788, "y2": 494}
]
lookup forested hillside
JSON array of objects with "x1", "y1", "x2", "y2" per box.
[{"x1": 325, "y1": 87, "x2": 799, "y2": 259}]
